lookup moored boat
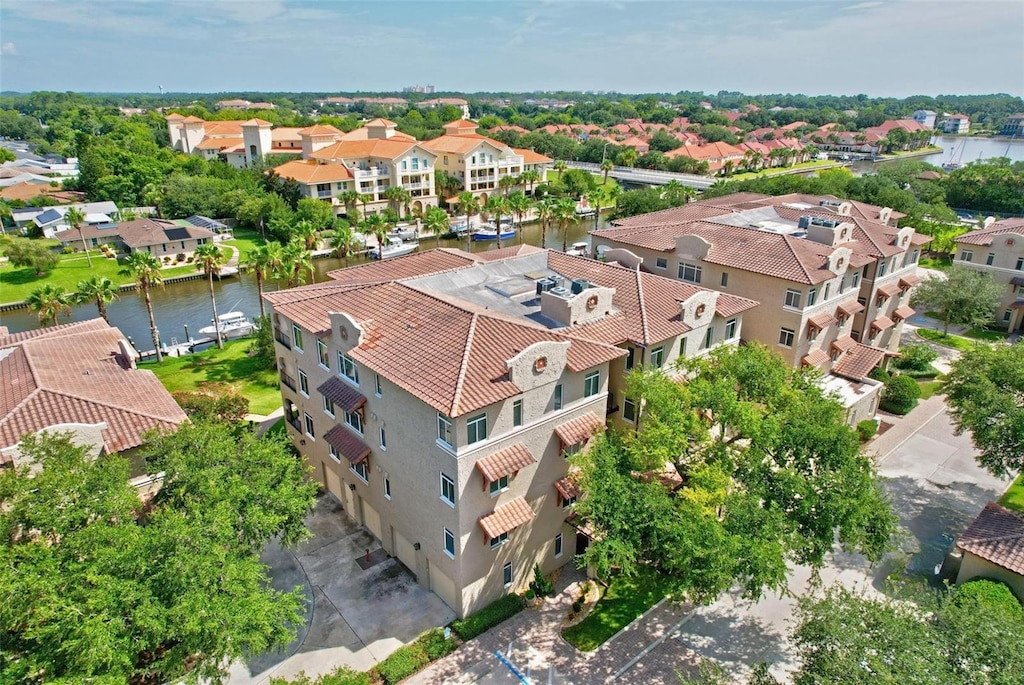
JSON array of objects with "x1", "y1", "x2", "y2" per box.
[
  {"x1": 370, "y1": 238, "x2": 419, "y2": 259},
  {"x1": 471, "y1": 224, "x2": 516, "y2": 241},
  {"x1": 565, "y1": 241, "x2": 589, "y2": 257},
  {"x1": 199, "y1": 311, "x2": 254, "y2": 339}
]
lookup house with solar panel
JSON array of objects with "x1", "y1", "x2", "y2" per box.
[{"x1": 53, "y1": 217, "x2": 217, "y2": 262}]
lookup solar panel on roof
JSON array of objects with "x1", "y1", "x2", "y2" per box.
[
  {"x1": 164, "y1": 227, "x2": 191, "y2": 240},
  {"x1": 185, "y1": 215, "x2": 227, "y2": 231}
]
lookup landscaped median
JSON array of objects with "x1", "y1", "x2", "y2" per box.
[
  {"x1": 916, "y1": 327, "x2": 998, "y2": 352},
  {"x1": 1000, "y1": 473, "x2": 1024, "y2": 513},
  {"x1": 562, "y1": 567, "x2": 674, "y2": 652}
]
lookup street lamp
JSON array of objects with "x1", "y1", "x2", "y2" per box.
[{"x1": 601, "y1": 141, "x2": 612, "y2": 165}]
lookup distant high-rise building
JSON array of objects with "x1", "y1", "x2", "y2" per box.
[{"x1": 403, "y1": 85, "x2": 435, "y2": 94}]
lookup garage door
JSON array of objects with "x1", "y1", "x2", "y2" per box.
[
  {"x1": 430, "y1": 566, "x2": 457, "y2": 612},
  {"x1": 362, "y1": 501, "x2": 382, "y2": 541},
  {"x1": 394, "y1": 529, "x2": 417, "y2": 575},
  {"x1": 324, "y1": 466, "x2": 342, "y2": 501}
]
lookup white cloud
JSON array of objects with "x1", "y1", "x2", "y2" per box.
[
  {"x1": 844, "y1": 2, "x2": 883, "y2": 10},
  {"x1": 1, "y1": 43, "x2": 17, "y2": 55}
]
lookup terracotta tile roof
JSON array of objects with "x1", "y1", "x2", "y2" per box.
[
  {"x1": 892, "y1": 305, "x2": 915, "y2": 321},
  {"x1": 802, "y1": 348, "x2": 830, "y2": 367},
  {"x1": 837, "y1": 300, "x2": 865, "y2": 316},
  {"x1": 325, "y1": 249, "x2": 478, "y2": 284},
  {"x1": 957, "y1": 503, "x2": 1024, "y2": 575},
  {"x1": 554, "y1": 476, "x2": 581, "y2": 501},
  {"x1": 475, "y1": 444, "x2": 536, "y2": 482},
  {"x1": 310, "y1": 138, "x2": 424, "y2": 161},
  {"x1": 365, "y1": 117, "x2": 398, "y2": 127},
  {"x1": 0, "y1": 182, "x2": 83, "y2": 203},
  {"x1": 479, "y1": 496, "x2": 534, "y2": 539},
  {"x1": 871, "y1": 315, "x2": 895, "y2": 332},
  {"x1": 512, "y1": 147, "x2": 553, "y2": 164},
  {"x1": 0, "y1": 319, "x2": 186, "y2": 454},
  {"x1": 322, "y1": 425, "x2": 370, "y2": 464},
  {"x1": 240, "y1": 118, "x2": 272, "y2": 127},
  {"x1": 808, "y1": 311, "x2": 839, "y2": 329},
  {"x1": 899, "y1": 273, "x2": 923, "y2": 288},
  {"x1": 195, "y1": 136, "x2": 243, "y2": 150},
  {"x1": 271, "y1": 127, "x2": 303, "y2": 143},
  {"x1": 274, "y1": 159, "x2": 354, "y2": 184},
  {"x1": 832, "y1": 343, "x2": 887, "y2": 381},
  {"x1": 298, "y1": 124, "x2": 344, "y2": 137},
  {"x1": 201, "y1": 120, "x2": 244, "y2": 136},
  {"x1": 473, "y1": 244, "x2": 547, "y2": 262},
  {"x1": 317, "y1": 377, "x2": 366, "y2": 413},
  {"x1": 420, "y1": 133, "x2": 510, "y2": 156},
  {"x1": 609, "y1": 203, "x2": 734, "y2": 228},
  {"x1": 831, "y1": 335, "x2": 857, "y2": 353},
  {"x1": 554, "y1": 412, "x2": 605, "y2": 446},
  {"x1": 877, "y1": 282, "x2": 902, "y2": 298},
  {"x1": 955, "y1": 218, "x2": 1024, "y2": 246}
]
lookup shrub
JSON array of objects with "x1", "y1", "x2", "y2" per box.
[
  {"x1": 418, "y1": 627, "x2": 457, "y2": 661},
  {"x1": 269, "y1": 666, "x2": 370, "y2": 685},
  {"x1": 948, "y1": 579, "x2": 1023, "y2": 617},
  {"x1": 856, "y1": 419, "x2": 878, "y2": 442},
  {"x1": 451, "y1": 594, "x2": 525, "y2": 641},
  {"x1": 529, "y1": 563, "x2": 554, "y2": 598},
  {"x1": 373, "y1": 645, "x2": 428, "y2": 685},
  {"x1": 172, "y1": 383, "x2": 250, "y2": 423},
  {"x1": 893, "y1": 343, "x2": 939, "y2": 372},
  {"x1": 880, "y1": 374, "x2": 921, "y2": 415},
  {"x1": 248, "y1": 315, "x2": 276, "y2": 369}
]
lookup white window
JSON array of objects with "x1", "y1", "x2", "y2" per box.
[
  {"x1": 584, "y1": 370, "x2": 600, "y2": 397},
  {"x1": 655, "y1": 257, "x2": 667, "y2": 269},
  {"x1": 489, "y1": 474, "x2": 510, "y2": 495},
  {"x1": 512, "y1": 399, "x2": 523, "y2": 427},
  {"x1": 292, "y1": 324, "x2": 303, "y2": 351},
  {"x1": 625, "y1": 347, "x2": 635, "y2": 370},
  {"x1": 1003, "y1": 310, "x2": 1012, "y2": 323},
  {"x1": 503, "y1": 562, "x2": 513, "y2": 587},
  {"x1": 375, "y1": 373, "x2": 383, "y2": 397},
  {"x1": 562, "y1": 492, "x2": 577, "y2": 508},
  {"x1": 440, "y1": 473, "x2": 456, "y2": 506},
  {"x1": 852, "y1": 271, "x2": 861, "y2": 288},
  {"x1": 1016, "y1": 257, "x2": 1024, "y2": 271},
  {"x1": 384, "y1": 476, "x2": 392, "y2": 499},
  {"x1": 351, "y1": 460, "x2": 368, "y2": 482},
  {"x1": 490, "y1": 531, "x2": 509, "y2": 549},
  {"x1": 824, "y1": 282, "x2": 831, "y2": 300},
  {"x1": 345, "y1": 410, "x2": 363, "y2": 434},
  {"x1": 878, "y1": 260, "x2": 888, "y2": 277},
  {"x1": 329, "y1": 444, "x2": 340, "y2": 463},
  {"x1": 725, "y1": 318, "x2": 738, "y2": 339},
  {"x1": 437, "y1": 413, "x2": 454, "y2": 447},
  {"x1": 467, "y1": 414, "x2": 488, "y2": 444},
  {"x1": 779, "y1": 328, "x2": 795, "y2": 347},
  {"x1": 785, "y1": 289, "x2": 802, "y2": 309},
  {"x1": 317, "y1": 339, "x2": 329, "y2": 369},
  {"x1": 704, "y1": 327, "x2": 714, "y2": 349},
  {"x1": 554, "y1": 533, "x2": 563, "y2": 558},
  {"x1": 623, "y1": 398, "x2": 636, "y2": 422},
  {"x1": 678, "y1": 262, "x2": 702, "y2": 284},
  {"x1": 298, "y1": 370, "x2": 309, "y2": 397},
  {"x1": 650, "y1": 346, "x2": 664, "y2": 367},
  {"x1": 379, "y1": 426, "x2": 387, "y2": 450},
  {"x1": 339, "y1": 353, "x2": 359, "y2": 384},
  {"x1": 554, "y1": 384, "x2": 563, "y2": 410},
  {"x1": 304, "y1": 412, "x2": 315, "y2": 439},
  {"x1": 323, "y1": 395, "x2": 335, "y2": 417},
  {"x1": 444, "y1": 528, "x2": 455, "y2": 558}
]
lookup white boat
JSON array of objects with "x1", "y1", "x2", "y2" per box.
[
  {"x1": 370, "y1": 238, "x2": 419, "y2": 260},
  {"x1": 199, "y1": 311, "x2": 254, "y2": 339},
  {"x1": 471, "y1": 224, "x2": 515, "y2": 241},
  {"x1": 388, "y1": 223, "x2": 418, "y2": 240},
  {"x1": 565, "y1": 241, "x2": 589, "y2": 257},
  {"x1": 575, "y1": 201, "x2": 597, "y2": 217},
  {"x1": 942, "y1": 140, "x2": 967, "y2": 171},
  {"x1": 448, "y1": 219, "x2": 470, "y2": 235}
]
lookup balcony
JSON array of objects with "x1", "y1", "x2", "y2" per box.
[
  {"x1": 287, "y1": 415, "x2": 302, "y2": 432},
  {"x1": 274, "y1": 329, "x2": 292, "y2": 349},
  {"x1": 280, "y1": 371, "x2": 297, "y2": 391},
  {"x1": 352, "y1": 166, "x2": 389, "y2": 180},
  {"x1": 317, "y1": 190, "x2": 333, "y2": 199},
  {"x1": 471, "y1": 173, "x2": 496, "y2": 182}
]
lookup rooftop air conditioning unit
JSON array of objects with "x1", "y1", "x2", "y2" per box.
[
  {"x1": 819, "y1": 199, "x2": 843, "y2": 207},
  {"x1": 550, "y1": 287, "x2": 571, "y2": 297},
  {"x1": 798, "y1": 216, "x2": 812, "y2": 230},
  {"x1": 570, "y1": 278, "x2": 589, "y2": 295},
  {"x1": 536, "y1": 278, "x2": 555, "y2": 296}
]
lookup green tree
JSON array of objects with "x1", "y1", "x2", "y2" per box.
[
  {"x1": 194, "y1": 242, "x2": 228, "y2": 349},
  {"x1": 383, "y1": 186, "x2": 412, "y2": 218},
  {"x1": 519, "y1": 169, "x2": 541, "y2": 195},
  {"x1": 120, "y1": 250, "x2": 164, "y2": 362},
  {"x1": 4, "y1": 237, "x2": 60, "y2": 276},
  {"x1": 456, "y1": 191, "x2": 479, "y2": 249},
  {"x1": 242, "y1": 241, "x2": 284, "y2": 318},
  {"x1": 911, "y1": 267, "x2": 1004, "y2": 335},
  {"x1": 0, "y1": 428, "x2": 316, "y2": 685},
  {"x1": 294, "y1": 196, "x2": 335, "y2": 229},
  {"x1": 555, "y1": 196, "x2": 579, "y2": 252},
  {"x1": 506, "y1": 190, "x2": 534, "y2": 239},
  {"x1": 944, "y1": 342, "x2": 1024, "y2": 477},
  {"x1": 880, "y1": 373, "x2": 922, "y2": 415},
  {"x1": 600, "y1": 158, "x2": 614, "y2": 185},
  {"x1": 422, "y1": 206, "x2": 450, "y2": 248},
  {"x1": 483, "y1": 194, "x2": 511, "y2": 248},
  {"x1": 27, "y1": 284, "x2": 73, "y2": 326},
  {"x1": 280, "y1": 238, "x2": 314, "y2": 288},
  {"x1": 64, "y1": 206, "x2": 92, "y2": 268},
  {"x1": 75, "y1": 275, "x2": 119, "y2": 325},
  {"x1": 560, "y1": 168, "x2": 597, "y2": 199}
]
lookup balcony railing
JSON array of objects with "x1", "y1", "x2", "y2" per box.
[
  {"x1": 274, "y1": 329, "x2": 292, "y2": 349},
  {"x1": 279, "y1": 371, "x2": 297, "y2": 391},
  {"x1": 288, "y1": 416, "x2": 302, "y2": 431},
  {"x1": 317, "y1": 190, "x2": 333, "y2": 198}
]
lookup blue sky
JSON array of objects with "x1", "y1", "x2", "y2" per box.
[{"x1": 2, "y1": 0, "x2": 1022, "y2": 96}]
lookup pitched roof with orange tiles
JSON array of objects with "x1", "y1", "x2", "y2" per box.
[
  {"x1": 298, "y1": 124, "x2": 344, "y2": 137},
  {"x1": 957, "y1": 503, "x2": 1024, "y2": 576},
  {"x1": 337, "y1": 126, "x2": 416, "y2": 143},
  {"x1": 955, "y1": 217, "x2": 1024, "y2": 246},
  {"x1": 512, "y1": 147, "x2": 553, "y2": 164},
  {"x1": 0, "y1": 319, "x2": 186, "y2": 456},
  {"x1": 274, "y1": 159, "x2": 354, "y2": 184},
  {"x1": 831, "y1": 343, "x2": 889, "y2": 381},
  {"x1": 420, "y1": 132, "x2": 510, "y2": 156},
  {"x1": 479, "y1": 496, "x2": 534, "y2": 538},
  {"x1": 195, "y1": 136, "x2": 243, "y2": 151},
  {"x1": 201, "y1": 120, "x2": 244, "y2": 136},
  {"x1": 325, "y1": 249, "x2": 478, "y2": 284}
]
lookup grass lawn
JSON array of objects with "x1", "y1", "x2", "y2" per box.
[
  {"x1": 964, "y1": 327, "x2": 1007, "y2": 342},
  {"x1": 998, "y1": 473, "x2": 1024, "y2": 513},
  {"x1": 916, "y1": 328, "x2": 990, "y2": 352},
  {"x1": 562, "y1": 567, "x2": 674, "y2": 652},
  {"x1": 727, "y1": 160, "x2": 839, "y2": 182},
  {"x1": 223, "y1": 229, "x2": 267, "y2": 264},
  {"x1": 544, "y1": 171, "x2": 620, "y2": 205},
  {"x1": 918, "y1": 379, "x2": 944, "y2": 399},
  {"x1": 918, "y1": 256, "x2": 952, "y2": 270},
  {"x1": 143, "y1": 339, "x2": 282, "y2": 415},
  {"x1": 1, "y1": 251, "x2": 198, "y2": 305},
  {"x1": 263, "y1": 417, "x2": 287, "y2": 440}
]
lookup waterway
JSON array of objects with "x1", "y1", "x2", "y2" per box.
[
  {"x1": 848, "y1": 135, "x2": 1024, "y2": 174},
  {"x1": 0, "y1": 216, "x2": 611, "y2": 347}
]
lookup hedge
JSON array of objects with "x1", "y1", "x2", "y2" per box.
[
  {"x1": 371, "y1": 628, "x2": 456, "y2": 685},
  {"x1": 880, "y1": 374, "x2": 921, "y2": 415},
  {"x1": 856, "y1": 419, "x2": 878, "y2": 442},
  {"x1": 451, "y1": 594, "x2": 525, "y2": 641}
]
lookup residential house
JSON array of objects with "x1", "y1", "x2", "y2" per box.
[
  {"x1": 940, "y1": 114, "x2": 971, "y2": 134},
  {"x1": 0, "y1": 318, "x2": 187, "y2": 479},
  {"x1": 911, "y1": 110, "x2": 937, "y2": 129},
  {"x1": 664, "y1": 141, "x2": 745, "y2": 174},
  {"x1": 592, "y1": 192, "x2": 932, "y2": 425},
  {"x1": 1, "y1": 157, "x2": 80, "y2": 179},
  {"x1": 265, "y1": 245, "x2": 755, "y2": 617},
  {"x1": 1000, "y1": 114, "x2": 1024, "y2": 137},
  {"x1": 0, "y1": 181, "x2": 83, "y2": 205},
  {"x1": 417, "y1": 98, "x2": 471, "y2": 119},
  {"x1": 953, "y1": 217, "x2": 1024, "y2": 332},
  {"x1": 53, "y1": 217, "x2": 216, "y2": 261},
  {"x1": 421, "y1": 120, "x2": 552, "y2": 200},
  {"x1": 214, "y1": 99, "x2": 276, "y2": 111},
  {"x1": 956, "y1": 503, "x2": 1024, "y2": 602},
  {"x1": 11, "y1": 201, "x2": 119, "y2": 238}
]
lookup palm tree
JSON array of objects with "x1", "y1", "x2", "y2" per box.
[
  {"x1": 338, "y1": 190, "x2": 361, "y2": 221},
  {"x1": 361, "y1": 212, "x2": 393, "y2": 257},
  {"x1": 535, "y1": 198, "x2": 555, "y2": 249},
  {"x1": 498, "y1": 174, "x2": 517, "y2": 197},
  {"x1": 555, "y1": 197, "x2": 579, "y2": 253},
  {"x1": 383, "y1": 186, "x2": 412, "y2": 218},
  {"x1": 600, "y1": 159, "x2": 613, "y2": 185},
  {"x1": 506, "y1": 191, "x2": 533, "y2": 241},
  {"x1": 243, "y1": 242, "x2": 284, "y2": 317},
  {"x1": 456, "y1": 191, "x2": 479, "y2": 249},
  {"x1": 618, "y1": 148, "x2": 638, "y2": 168},
  {"x1": 483, "y1": 195, "x2": 511, "y2": 248},
  {"x1": 64, "y1": 206, "x2": 92, "y2": 268},
  {"x1": 293, "y1": 219, "x2": 319, "y2": 250},
  {"x1": 584, "y1": 189, "x2": 604, "y2": 225},
  {"x1": 121, "y1": 251, "x2": 164, "y2": 362},
  {"x1": 519, "y1": 169, "x2": 541, "y2": 195},
  {"x1": 328, "y1": 224, "x2": 355, "y2": 265},
  {"x1": 194, "y1": 242, "x2": 228, "y2": 349},
  {"x1": 553, "y1": 160, "x2": 568, "y2": 179},
  {"x1": 358, "y1": 193, "x2": 374, "y2": 218},
  {"x1": 280, "y1": 238, "x2": 313, "y2": 288},
  {"x1": 75, "y1": 275, "x2": 119, "y2": 325},
  {"x1": 423, "y1": 206, "x2": 450, "y2": 248},
  {"x1": 27, "y1": 284, "x2": 72, "y2": 327}
]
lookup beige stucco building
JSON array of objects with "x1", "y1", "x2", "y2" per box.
[
  {"x1": 954, "y1": 217, "x2": 1024, "y2": 333},
  {"x1": 265, "y1": 245, "x2": 756, "y2": 617},
  {"x1": 956, "y1": 503, "x2": 1024, "y2": 603},
  {"x1": 592, "y1": 192, "x2": 932, "y2": 425}
]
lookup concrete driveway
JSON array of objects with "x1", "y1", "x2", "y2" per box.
[{"x1": 229, "y1": 495, "x2": 455, "y2": 684}]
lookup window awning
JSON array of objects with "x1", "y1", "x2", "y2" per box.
[
  {"x1": 1010, "y1": 299, "x2": 1024, "y2": 310},
  {"x1": 554, "y1": 412, "x2": 605, "y2": 447},
  {"x1": 554, "y1": 477, "x2": 581, "y2": 501},
  {"x1": 837, "y1": 300, "x2": 865, "y2": 316},
  {"x1": 892, "y1": 305, "x2": 915, "y2": 321},
  {"x1": 898, "y1": 273, "x2": 923, "y2": 288},
  {"x1": 323, "y1": 425, "x2": 370, "y2": 464},
  {"x1": 475, "y1": 444, "x2": 536, "y2": 483},
  {"x1": 832, "y1": 343, "x2": 889, "y2": 381},
  {"x1": 1010, "y1": 276, "x2": 1024, "y2": 287},
  {"x1": 831, "y1": 335, "x2": 858, "y2": 353},
  {"x1": 871, "y1": 316, "x2": 895, "y2": 332},
  {"x1": 807, "y1": 311, "x2": 839, "y2": 329},
  {"x1": 877, "y1": 282, "x2": 902, "y2": 298},
  {"x1": 802, "y1": 348, "x2": 831, "y2": 367},
  {"x1": 318, "y1": 377, "x2": 366, "y2": 413},
  {"x1": 479, "y1": 497, "x2": 534, "y2": 539}
]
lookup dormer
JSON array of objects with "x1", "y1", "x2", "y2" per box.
[
  {"x1": 443, "y1": 119, "x2": 480, "y2": 137},
  {"x1": 328, "y1": 311, "x2": 365, "y2": 352},
  {"x1": 827, "y1": 246, "x2": 852, "y2": 274},
  {"x1": 894, "y1": 226, "x2": 915, "y2": 250},
  {"x1": 878, "y1": 207, "x2": 893, "y2": 224},
  {"x1": 539, "y1": 281, "x2": 615, "y2": 327},
  {"x1": 365, "y1": 118, "x2": 398, "y2": 140},
  {"x1": 299, "y1": 125, "x2": 343, "y2": 157},
  {"x1": 675, "y1": 234, "x2": 712, "y2": 261},
  {"x1": 506, "y1": 341, "x2": 569, "y2": 391},
  {"x1": 680, "y1": 290, "x2": 719, "y2": 328}
]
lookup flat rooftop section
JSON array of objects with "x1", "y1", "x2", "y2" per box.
[
  {"x1": 404, "y1": 252, "x2": 619, "y2": 330},
  {"x1": 820, "y1": 372, "x2": 882, "y2": 408},
  {"x1": 704, "y1": 205, "x2": 844, "y2": 238}
]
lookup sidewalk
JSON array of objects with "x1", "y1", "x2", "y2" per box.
[{"x1": 865, "y1": 394, "x2": 948, "y2": 462}]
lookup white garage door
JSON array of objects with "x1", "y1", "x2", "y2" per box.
[
  {"x1": 362, "y1": 500, "x2": 382, "y2": 541},
  {"x1": 324, "y1": 467, "x2": 342, "y2": 501},
  {"x1": 394, "y1": 529, "x2": 417, "y2": 574}
]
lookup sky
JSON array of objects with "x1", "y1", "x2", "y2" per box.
[{"x1": 1, "y1": 0, "x2": 1022, "y2": 97}]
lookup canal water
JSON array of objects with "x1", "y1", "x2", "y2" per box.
[
  {"x1": 0, "y1": 216, "x2": 611, "y2": 347},
  {"x1": 849, "y1": 135, "x2": 1024, "y2": 174}
]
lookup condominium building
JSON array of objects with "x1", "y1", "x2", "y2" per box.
[
  {"x1": 954, "y1": 217, "x2": 1024, "y2": 332},
  {"x1": 911, "y1": 109, "x2": 937, "y2": 129},
  {"x1": 592, "y1": 192, "x2": 932, "y2": 425},
  {"x1": 421, "y1": 120, "x2": 552, "y2": 200},
  {"x1": 940, "y1": 114, "x2": 970, "y2": 134},
  {"x1": 165, "y1": 115, "x2": 303, "y2": 167},
  {"x1": 265, "y1": 245, "x2": 756, "y2": 617}
]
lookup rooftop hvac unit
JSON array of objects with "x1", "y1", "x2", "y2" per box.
[
  {"x1": 798, "y1": 216, "x2": 812, "y2": 230},
  {"x1": 536, "y1": 278, "x2": 555, "y2": 296},
  {"x1": 570, "y1": 278, "x2": 589, "y2": 295},
  {"x1": 811, "y1": 217, "x2": 839, "y2": 228},
  {"x1": 550, "y1": 287, "x2": 571, "y2": 297},
  {"x1": 819, "y1": 199, "x2": 843, "y2": 207}
]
